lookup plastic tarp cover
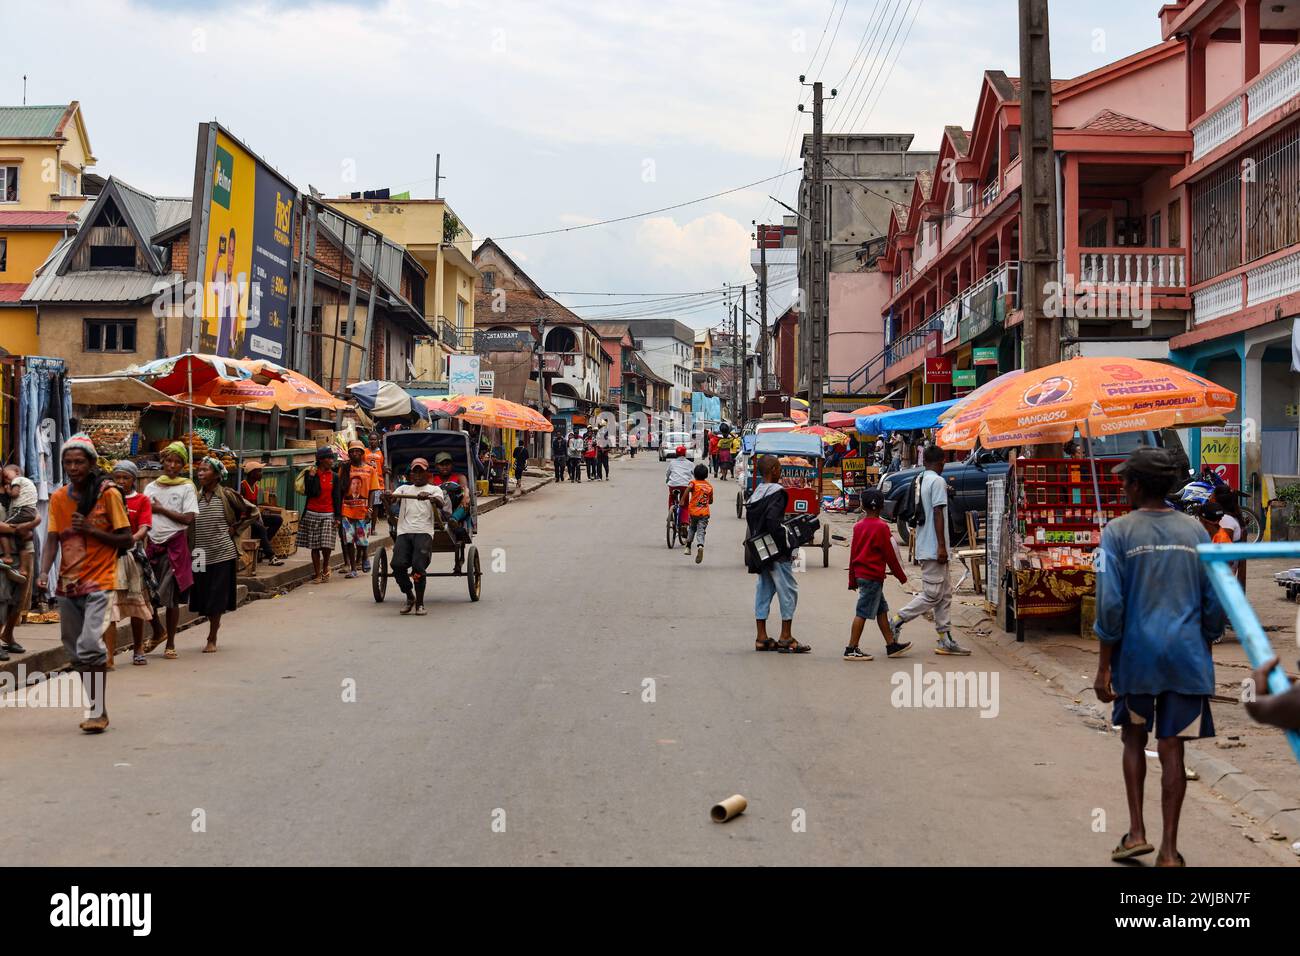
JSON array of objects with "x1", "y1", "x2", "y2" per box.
[
  {"x1": 70, "y1": 377, "x2": 180, "y2": 407},
  {"x1": 856, "y1": 399, "x2": 959, "y2": 435},
  {"x1": 751, "y1": 431, "x2": 824, "y2": 458}
]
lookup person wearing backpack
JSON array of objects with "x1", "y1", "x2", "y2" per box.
[
  {"x1": 745, "y1": 454, "x2": 808, "y2": 654},
  {"x1": 890, "y1": 444, "x2": 970, "y2": 656}
]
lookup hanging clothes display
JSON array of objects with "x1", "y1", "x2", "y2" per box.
[{"x1": 19, "y1": 357, "x2": 71, "y2": 488}]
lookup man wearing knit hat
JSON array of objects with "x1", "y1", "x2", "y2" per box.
[{"x1": 37, "y1": 434, "x2": 132, "y2": 733}]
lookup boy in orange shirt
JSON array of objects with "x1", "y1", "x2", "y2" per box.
[{"x1": 685, "y1": 463, "x2": 713, "y2": 564}]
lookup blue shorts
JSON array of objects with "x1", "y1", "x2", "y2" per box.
[
  {"x1": 854, "y1": 578, "x2": 889, "y2": 620},
  {"x1": 1112, "y1": 692, "x2": 1215, "y2": 740}
]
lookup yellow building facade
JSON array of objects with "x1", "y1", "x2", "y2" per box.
[
  {"x1": 0, "y1": 102, "x2": 95, "y2": 354},
  {"x1": 322, "y1": 197, "x2": 478, "y2": 382}
]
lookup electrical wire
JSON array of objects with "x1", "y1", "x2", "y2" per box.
[
  {"x1": 491, "y1": 169, "x2": 799, "y2": 241},
  {"x1": 853, "y1": 0, "x2": 926, "y2": 132},
  {"x1": 827, "y1": 0, "x2": 898, "y2": 133},
  {"x1": 830, "y1": 0, "x2": 907, "y2": 133},
  {"x1": 840, "y1": 0, "x2": 921, "y2": 133}
]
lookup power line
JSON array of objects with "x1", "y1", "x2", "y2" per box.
[
  {"x1": 830, "y1": 0, "x2": 907, "y2": 133},
  {"x1": 853, "y1": 0, "x2": 926, "y2": 131},
  {"x1": 492, "y1": 169, "x2": 800, "y2": 241},
  {"x1": 841, "y1": 0, "x2": 920, "y2": 133}
]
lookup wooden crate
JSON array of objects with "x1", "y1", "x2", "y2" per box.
[{"x1": 270, "y1": 523, "x2": 298, "y2": 558}]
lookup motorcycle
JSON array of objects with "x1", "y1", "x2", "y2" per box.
[{"x1": 1172, "y1": 466, "x2": 1262, "y2": 543}]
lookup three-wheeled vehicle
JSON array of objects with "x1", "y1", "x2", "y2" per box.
[
  {"x1": 371, "y1": 429, "x2": 484, "y2": 603},
  {"x1": 735, "y1": 431, "x2": 833, "y2": 567}
]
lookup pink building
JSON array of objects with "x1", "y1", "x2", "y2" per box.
[{"x1": 878, "y1": 39, "x2": 1204, "y2": 407}]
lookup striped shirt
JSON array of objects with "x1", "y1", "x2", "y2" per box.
[{"x1": 193, "y1": 489, "x2": 238, "y2": 566}]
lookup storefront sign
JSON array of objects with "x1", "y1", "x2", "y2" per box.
[
  {"x1": 974, "y1": 347, "x2": 999, "y2": 366},
  {"x1": 542, "y1": 353, "x2": 563, "y2": 374},
  {"x1": 1200, "y1": 425, "x2": 1241, "y2": 487},
  {"x1": 960, "y1": 278, "x2": 1003, "y2": 344},
  {"x1": 924, "y1": 357, "x2": 952, "y2": 385},
  {"x1": 841, "y1": 455, "x2": 867, "y2": 494},
  {"x1": 952, "y1": 369, "x2": 977, "y2": 388},
  {"x1": 448, "y1": 354, "x2": 481, "y2": 395},
  {"x1": 478, "y1": 371, "x2": 495, "y2": 395}
]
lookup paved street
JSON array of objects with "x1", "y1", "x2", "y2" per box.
[{"x1": 3, "y1": 454, "x2": 1293, "y2": 866}]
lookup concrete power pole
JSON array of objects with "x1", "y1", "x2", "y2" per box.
[
  {"x1": 741, "y1": 284, "x2": 750, "y2": 421},
  {"x1": 800, "y1": 79, "x2": 834, "y2": 426},
  {"x1": 731, "y1": 300, "x2": 739, "y2": 423},
  {"x1": 758, "y1": 226, "x2": 770, "y2": 391},
  {"x1": 1018, "y1": 0, "x2": 1060, "y2": 374}
]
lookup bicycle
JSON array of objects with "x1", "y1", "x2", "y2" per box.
[{"x1": 666, "y1": 487, "x2": 689, "y2": 548}]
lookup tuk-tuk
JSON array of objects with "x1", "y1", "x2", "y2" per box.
[
  {"x1": 371, "y1": 429, "x2": 483, "y2": 603},
  {"x1": 736, "y1": 431, "x2": 834, "y2": 567}
]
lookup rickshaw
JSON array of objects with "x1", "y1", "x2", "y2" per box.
[
  {"x1": 371, "y1": 429, "x2": 484, "y2": 603},
  {"x1": 735, "y1": 431, "x2": 834, "y2": 567}
]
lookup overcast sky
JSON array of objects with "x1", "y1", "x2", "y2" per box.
[{"x1": 4, "y1": 0, "x2": 1166, "y2": 332}]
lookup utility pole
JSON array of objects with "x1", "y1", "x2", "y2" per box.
[
  {"x1": 756, "y1": 222, "x2": 770, "y2": 391},
  {"x1": 434, "y1": 154, "x2": 445, "y2": 200},
  {"x1": 740, "y1": 284, "x2": 750, "y2": 422},
  {"x1": 1018, "y1": 0, "x2": 1060, "y2": 374},
  {"x1": 799, "y1": 79, "x2": 835, "y2": 427},
  {"x1": 730, "y1": 300, "x2": 739, "y2": 423}
]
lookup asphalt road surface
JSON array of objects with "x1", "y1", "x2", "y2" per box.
[{"x1": 3, "y1": 455, "x2": 1293, "y2": 866}]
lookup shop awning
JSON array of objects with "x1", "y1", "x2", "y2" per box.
[
  {"x1": 856, "y1": 399, "x2": 959, "y2": 435},
  {"x1": 71, "y1": 376, "x2": 190, "y2": 407}
]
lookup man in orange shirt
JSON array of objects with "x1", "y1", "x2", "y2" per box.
[
  {"x1": 363, "y1": 432, "x2": 385, "y2": 570},
  {"x1": 36, "y1": 434, "x2": 132, "y2": 734},
  {"x1": 685, "y1": 463, "x2": 713, "y2": 564},
  {"x1": 340, "y1": 440, "x2": 381, "y2": 579}
]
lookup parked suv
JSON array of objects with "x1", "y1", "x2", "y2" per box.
[{"x1": 878, "y1": 429, "x2": 1186, "y2": 546}]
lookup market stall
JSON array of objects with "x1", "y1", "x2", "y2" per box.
[{"x1": 936, "y1": 357, "x2": 1238, "y2": 641}]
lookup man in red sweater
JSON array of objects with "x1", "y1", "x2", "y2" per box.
[{"x1": 845, "y1": 489, "x2": 913, "y2": 661}]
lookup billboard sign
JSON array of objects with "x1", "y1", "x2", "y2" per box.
[
  {"x1": 448, "y1": 354, "x2": 481, "y2": 395},
  {"x1": 1200, "y1": 424, "x2": 1240, "y2": 487},
  {"x1": 187, "y1": 122, "x2": 297, "y2": 363},
  {"x1": 478, "y1": 370, "x2": 495, "y2": 395}
]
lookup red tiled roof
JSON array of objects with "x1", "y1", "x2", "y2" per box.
[
  {"x1": 1078, "y1": 108, "x2": 1164, "y2": 132},
  {"x1": 0, "y1": 283, "x2": 30, "y2": 303},
  {"x1": 1006, "y1": 77, "x2": 1067, "y2": 95},
  {"x1": 0, "y1": 210, "x2": 78, "y2": 228}
]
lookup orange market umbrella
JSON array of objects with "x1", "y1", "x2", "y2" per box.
[
  {"x1": 175, "y1": 370, "x2": 347, "y2": 411},
  {"x1": 935, "y1": 358, "x2": 1235, "y2": 451},
  {"x1": 824, "y1": 405, "x2": 893, "y2": 430},
  {"x1": 429, "y1": 395, "x2": 554, "y2": 432},
  {"x1": 791, "y1": 424, "x2": 850, "y2": 446}
]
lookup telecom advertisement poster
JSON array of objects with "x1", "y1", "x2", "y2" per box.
[{"x1": 188, "y1": 123, "x2": 297, "y2": 363}]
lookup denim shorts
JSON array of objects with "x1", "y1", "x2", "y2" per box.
[
  {"x1": 854, "y1": 578, "x2": 888, "y2": 620},
  {"x1": 1112, "y1": 692, "x2": 1215, "y2": 740}
]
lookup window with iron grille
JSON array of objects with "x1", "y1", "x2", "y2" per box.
[
  {"x1": 1243, "y1": 118, "x2": 1300, "y2": 265},
  {"x1": 1190, "y1": 161, "x2": 1241, "y2": 284},
  {"x1": 0, "y1": 238, "x2": 6, "y2": 273},
  {"x1": 84, "y1": 319, "x2": 137, "y2": 353}
]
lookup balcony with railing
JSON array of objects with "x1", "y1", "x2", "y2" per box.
[
  {"x1": 1075, "y1": 248, "x2": 1187, "y2": 291},
  {"x1": 1191, "y1": 42, "x2": 1300, "y2": 163}
]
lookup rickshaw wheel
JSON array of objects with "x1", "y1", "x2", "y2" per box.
[
  {"x1": 372, "y1": 547, "x2": 388, "y2": 603},
  {"x1": 735, "y1": 491, "x2": 743, "y2": 519},
  {"x1": 821, "y1": 524, "x2": 831, "y2": 568},
  {"x1": 466, "y1": 545, "x2": 482, "y2": 602}
]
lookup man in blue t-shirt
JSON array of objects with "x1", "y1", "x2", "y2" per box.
[{"x1": 1093, "y1": 446, "x2": 1224, "y2": 868}]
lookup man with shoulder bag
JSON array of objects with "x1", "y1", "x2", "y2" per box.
[{"x1": 745, "y1": 454, "x2": 809, "y2": 655}]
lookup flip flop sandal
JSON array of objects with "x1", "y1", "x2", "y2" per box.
[
  {"x1": 164, "y1": 649, "x2": 178, "y2": 660},
  {"x1": 776, "y1": 639, "x2": 812, "y2": 654},
  {"x1": 1156, "y1": 852, "x2": 1186, "y2": 867},
  {"x1": 754, "y1": 638, "x2": 779, "y2": 652},
  {"x1": 1111, "y1": 834, "x2": 1155, "y2": 861},
  {"x1": 132, "y1": 654, "x2": 148, "y2": 666}
]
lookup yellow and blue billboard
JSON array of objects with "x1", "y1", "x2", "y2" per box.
[{"x1": 189, "y1": 123, "x2": 297, "y2": 363}]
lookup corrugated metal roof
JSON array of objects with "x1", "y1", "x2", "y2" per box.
[
  {"x1": 153, "y1": 198, "x2": 191, "y2": 237},
  {"x1": 0, "y1": 210, "x2": 78, "y2": 228},
  {"x1": 23, "y1": 266, "x2": 180, "y2": 303},
  {"x1": 0, "y1": 105, "x2": 66, "y2": 139}
]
